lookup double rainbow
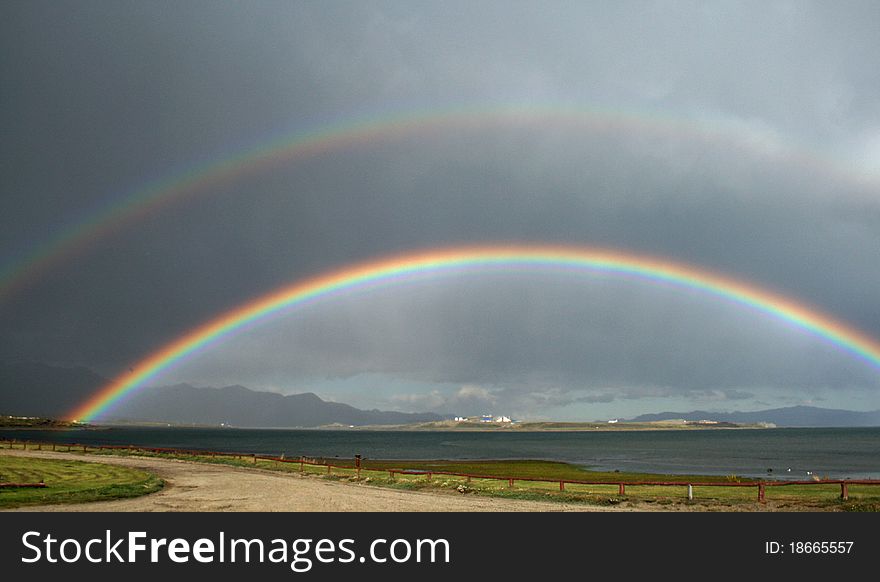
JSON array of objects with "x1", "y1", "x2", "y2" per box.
[
  {"x1": 67, "y1": 244, "x2": 880, "y2": 422},
  {"x1": 0, "y1": 103, "x2": 860, "y2": 302}
]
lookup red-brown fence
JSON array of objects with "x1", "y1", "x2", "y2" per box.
[
  {"x1": 3, "y1": 438, "x2": 879, "y2": 502},
  {"x1": 382, "y1": 468, "x2": 880, "y2": 502}
]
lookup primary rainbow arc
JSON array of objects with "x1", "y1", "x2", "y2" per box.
[{"x1": 67, "y1": 245, "x2": 880, "y2": 422}]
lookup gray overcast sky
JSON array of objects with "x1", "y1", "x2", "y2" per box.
[{"x1": 2, "y1": 1, "x2": 879, "y2": 419}]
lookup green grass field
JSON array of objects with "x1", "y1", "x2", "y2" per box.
[
  {"x1": 2, "y1": 440, "x2": 878, "y2": 511},
  {"x1": 0, "y1": 455, "x2": 163, "y2": 509},
  {"x1": 75, "y1": 445, "x2": 880, "y2": 510},
  {"x1": 330, "y1": 458, "x2": 880, "y2": 510}
]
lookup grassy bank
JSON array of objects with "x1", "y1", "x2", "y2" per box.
[
  {"x1": 77, "y1": 446, "x2": 880, "y2": 510},
  {"x1": 2, "y1": 440, "x2": 877, "y2": 511},
  {"x1": 309, "y1": 458, "x2": 879, "y2": 511},
  {"x1": 0, "y1": 455, "x2": 163, "y2": 509},
  {"x1": 352, "y1": 419, "x2": 771, "y2": 431},
  {"x1": 0, "y1": 415, "x2": 89, "y2": 430}
]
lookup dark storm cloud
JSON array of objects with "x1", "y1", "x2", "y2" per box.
[{"x1": 2, "y1": 1, "x2": 879, "y2": 416}]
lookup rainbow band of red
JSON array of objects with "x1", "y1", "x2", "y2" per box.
[{"x1": 67, "y1": 245, "x2": 880, "y2": 422}]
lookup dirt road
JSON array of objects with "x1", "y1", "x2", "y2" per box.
[{"x1": 1, "y1": 449, "x2": 636, "y2": 512}]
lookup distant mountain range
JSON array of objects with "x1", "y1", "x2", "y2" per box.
[
  {"x1": 629, "y1": 406, "x2": 880, "y2": 427},
  {"x1": 110, "y1": 383, "x2": 444, "y2": 427},
  {"x1": 0, "y1": 361, "x2": 442, "y2": 427},
  {"x1": 2, "y1": 361, "x2": 879, "y2": 428}
]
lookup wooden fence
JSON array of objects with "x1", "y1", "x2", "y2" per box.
[{"x1": 2, "y1": 439, "x2": 878, "y2": 502}]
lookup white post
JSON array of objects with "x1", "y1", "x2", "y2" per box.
[{"x1": 687, "y1": 484, "x2": 694, "y2": 500}]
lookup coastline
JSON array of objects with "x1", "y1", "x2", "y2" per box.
[
  {"x1": 0, "y1": 449, "x2": 633, "y2": 512},
  {"x1": 4, "y1": 447, "x2": 871, "y2": 512},
  {"x1": 79, "y1": 419, "x2": 774, "y2": 431},
  {"x1": 328, "y1": 420, "x2": 774, "y2": 432}
]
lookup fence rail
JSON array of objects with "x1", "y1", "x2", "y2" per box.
[{"x1": 3, "y1": 438, "x2": 879, "y2": 502}]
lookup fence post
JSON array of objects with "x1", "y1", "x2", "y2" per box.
[
  {"x1": 300, "y1": 457, "x2": 304, "y2": 473},
  {"x1": 618, "y1": 483, "x2": 625, "y2": 496},
  {"x1": 687, "y1": 484, "x2": 694, "y2": 500},
  {"x1": 51, "y1": 443, "x2": 56, "y2": 451},
  {"x1": 559, "y1": 481, "x2": 565, "y2": 491},
  {"x1": 508, "y1": 478, "x2": 514, "y2": 488},
  {"x1": 758, "y1": 483, "x2": 766, "y2": 502},
  {"x1": 840, "y1": 482, "x2": 849, "y2": 501},
  {"x1": 427, "y1": 472, "x2": 432, "y2": 482},
  {"x1": 389, "y1": 471, "x2": 395, "y2": 481},
  {"x1": 253, "y1": 454, "x2": 257, "y2": 465}
]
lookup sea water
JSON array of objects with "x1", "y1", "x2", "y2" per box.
[{"x1": 2, "y1": 426, "x2": 878, "y2": 480}]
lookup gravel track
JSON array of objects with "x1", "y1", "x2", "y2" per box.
[{"x1": 1, "y1": 449, "x2": 639, "y2": 512}]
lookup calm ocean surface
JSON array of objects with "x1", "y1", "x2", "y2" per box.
[{"x1": 3, "y1": 426, "x2": 879, "y2": 479}]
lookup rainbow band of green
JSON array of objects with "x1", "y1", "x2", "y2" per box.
[
  {"x1": 68, "y1": 244, "x2": 880, "y2": 422},
  {"x1": 0, "y1": 103, "x2": 858, "y2": 302}
]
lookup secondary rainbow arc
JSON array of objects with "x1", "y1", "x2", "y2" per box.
[
  {"x1": 0, "y1": 102, "x2": 862, "y2": 302},
  {"x1": 67, "y1": 245, "x2": 880, "y2": 422}
]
